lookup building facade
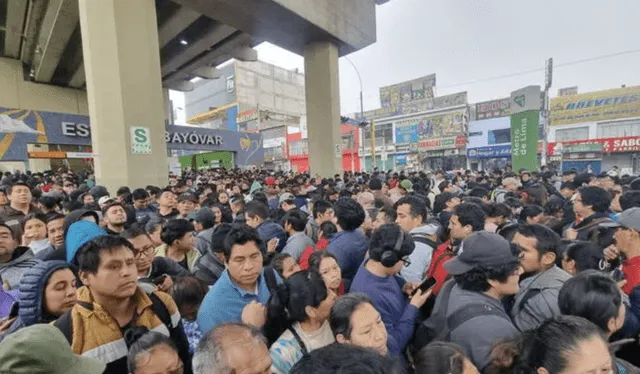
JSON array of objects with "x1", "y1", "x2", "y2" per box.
[{"x1": 287, "y1": 124, "x2": 360, "y2": 173}]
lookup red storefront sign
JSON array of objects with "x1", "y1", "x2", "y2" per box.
[
  {"x1": 547, "y1": 136, "x2": 640, "y2": 155},
  {"x1": 419, "y1": 136, "x2": 466, "y2": 150}
]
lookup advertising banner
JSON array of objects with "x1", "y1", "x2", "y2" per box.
[
  {"x1": 357, "y1": 92, "x2": 467, "y2": 121},
  {"x1": 550, "y1": 86, "x2": 640, "y2": 125},
  {"x1": 548, "y1": 136, "x2": 640, "y2": 155},
  {"x1": 475, "y1": 98, "x2": 510, "y2": 120},
  {"x1": 467, "y1": 145, "x2": 512, "y2": 159},
  {"x1": 418, "y1": 136, "x2": 466, "y2": 150},
  {"x1": 394, "y1": 124, "x2": 419, "y2": 143},
  {"x1": 510, "y1": 110, "x2": 540, "y2": 171},
  {"x1": 394, "y1": 110, "x2": 466, "y2": 140},
  {"x1": 380, "y1": 74, "x2": 436, "y2": 108}
]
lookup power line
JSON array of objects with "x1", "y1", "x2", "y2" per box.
[{"x1": 437, "y1": 49, "x2": 640, "y2": 89}]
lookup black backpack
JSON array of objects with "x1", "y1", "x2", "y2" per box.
[{"x1": 413, "y1": 280, "x2": 510, "y2": 352}]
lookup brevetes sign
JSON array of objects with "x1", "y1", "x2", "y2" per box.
[{"x1": 550, "y1": 86, "x2": 640, "y2": 126}]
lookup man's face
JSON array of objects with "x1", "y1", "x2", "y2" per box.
[
  {"x1": 232, "y1": 185, "x2": 241, "y2": 195},
  {"x1": 318, "y1": 208, "x2": 335, "y2": 224},
  {"x1": 133, "y1": 198, "x2": 148, "y2": 210},
  {"x1": 175, "y1": 232, "x2": 195, "y2": 251},
  {"x1": 573, "y1": 193, "x2": 592, "y2": 218},
  {"x1": 158, "y1": 192, "x2": 176, "y2": 208},
  {"x1": 51, "y1": 184, "x2": 63, "y2": 193},
  {"x1": 505, "y1": 182, "x2": 517, "y2": 192},
  {"x1": 10, "y1": 185, "x2": 31, "y2": 205},
  {"x1": 560, "y1": 188, "x2": 575, "y2": 199},
  {"x1": 446, "y1": 197, "x2": 461, "y2": 211},
  {"x1": 0, "y1": 226, "x2": 17, "y2": 259},
  {"x1": 225, "y1": 241, "x2": 263, "y2": 290},
  {"x1": 63, "y1": 182, "x2": 76, "y2": 195},
  {"x1": 521, "y1": 174, "x2": 530, "y2": 182},
  {"x1": 218, "y1": 193, "x2": 229, "y2": 204},
  {"x1": 47, "y1": 218, "x2": 65, "y2": 248},
  {"x1": 614, "y1": 227, "x2": 638, "y2": 255},
  {"x1": 245, "y1": 214, "x2": 261, "y2": 229},
  {"x1": 512, "y1": 233, "x2": 544, "y2": 275},
  {"x1": 395, "y1": 204, "x2": 421, "y2": 233},
  {"x1": 373, "y1": 212, "x2": 391, "y2": 231},
  {"x1": 381, "y1": 184, "x2": 389, "y2": 194},
  {"x1": 339, "y1": 303, "x2": 388, "y2": 356},
  {"x1": 448, "y1": 214, "x2": 470, "y2": 240},
  {"x1": 491, "y1": 266, "x2": 522, "y2": 297},
  {"x1": 81, "y1": 246, "x2": 138, "y2": 300},
  {"x1": 83, "y1": 194, "x2": 95, "y2": 205},
  {"x1": 178, "y1": 200, "x2": 196, "y2": 216},
  {"x1": 127, "y1": 234, "x2": 155, "y2": 273},
  {"x1": 599, "y1": 177, "x2": 614, "y2": 190},
  {"x1": 105, "y1": 205, "x2": 127, "y2": 226},
  {"x1": 0, "y1": 192, "x2": 6, "y2": 206},
  {"x1": 281, "y1": 201, "x2": 295, "y2": 212}
]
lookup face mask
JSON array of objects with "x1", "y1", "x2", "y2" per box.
[{"x1": 29, "y1": 239, "x2": 51, "y2": 254}]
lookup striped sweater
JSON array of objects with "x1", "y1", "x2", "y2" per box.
[{"x1": 54, "y1": 286, "x2": 192, "y2": 374}]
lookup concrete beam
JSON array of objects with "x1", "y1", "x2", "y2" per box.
[
  {"x1": 172, "y1": 0, "x2": 376, "y2": 56},
  {"x1": 20, "y1": 0, "x2": 49, "y2": 64},
  {"x1": 4, "y1": 0, "x2": 28, "y2": 58},
  {"x1": 158, "y1": 6, "x2": 201, "y2": 48},
  {"x1": 163, "y1": 32, "x2": 253, "y2": 85},
  {"x1": 68, "y1": 63, "x2": 85, "y2": 88},
  {"x1": 161, "y1": 23, "x2": 236, "y2": 77},
  {"x1": 163, "y1": 80, "x2": 195, "y2": 92},
  {"x1": 232, "y1": 46, "x2": 258, "y2": 62},
  {"x1": 192, "y1": 66, "x2": 220, "y2": 79},
  {"x1": 33, "y1": 0, "x2": 81, "y2": 83}
]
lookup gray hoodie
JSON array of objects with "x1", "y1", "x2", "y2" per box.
[
  {"x1": 400, "y1": 225, "x2": 436, "y2": 282},
  {"x1": 195, "y1": 227, "x2": 216, "y2": 256},
  {"x1": 510, "y1": 265, "x2": 571, "y2": 332},
  {"x1": 0, "y1": 247, "x2": 37, "y2": 290}
]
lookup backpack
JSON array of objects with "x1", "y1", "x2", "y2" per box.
[
  {"x1": 413, "y1": 280, "x2": 511, "y2": 351},
  {"x1": 54, "y1": 290, "x2": 171, "y2": 346},
  {"x1": 411, "y1": 232, "x2": 439, "y2": 250}
]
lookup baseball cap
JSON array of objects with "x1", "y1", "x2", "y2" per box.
[
  {"x1": 265, "y1": 177, "x2": 276, "y2": 186},
  {"x1": 0, "y1": 324, "x2": 105, "y2": 374},
  {"x1": 601, "y1": 207, "x2": 640, "y2": 232},
  {"x1": 97, "y1": 195, "x2": 115, "y2": 206},
  {"x1": 444, "y1": 232, "x2": 515, "y2": 275},
  {"x1": 279, "y1": 192, "x2": 295, "y2": 204},
  {"x1": 178, "y1": 193, "x2": 198, "y2": 204},
  {"x1": 194, "y1": 207, "x2": 215, "y2": 226},
  {"x1": 399, "y1": 179, "x2": 413, "y2": 192}
]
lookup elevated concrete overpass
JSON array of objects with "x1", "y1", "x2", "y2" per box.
[{"x1": 0, "y1": 0, "x2": 381, "y2": 191}]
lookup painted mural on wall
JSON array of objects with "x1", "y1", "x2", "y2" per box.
[{"x1": 0, "y1": 107, "x2": 264, "y2": 166}]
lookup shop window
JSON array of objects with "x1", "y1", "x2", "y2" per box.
[
  {"x1": 598, "y1": 119, "x2": 640, "y2": 138},
  {"x1": 555, "y1": 127, "x2": 589, "y2": 141},
  {"x1": 288, "y1": 139, "x2": 308, "y2": 156},
  {"x1": 363, "y1": 123, "x2": 393, "y2": 146}
]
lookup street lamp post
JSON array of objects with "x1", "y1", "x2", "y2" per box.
[{"x1": 344, "y1": 57, "x2": 368, "y2": 171}]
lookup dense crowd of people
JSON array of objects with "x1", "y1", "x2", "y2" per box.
[{"x1": 0, "y1": 165, "x2": 639, "y2": 373}]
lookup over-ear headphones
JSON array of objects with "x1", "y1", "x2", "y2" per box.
[{"x1": 380, "y1": 230, "x2": 405, "y2": 267}]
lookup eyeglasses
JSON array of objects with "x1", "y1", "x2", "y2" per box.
[
  {"x1": 401, "y1": 256, "x2": 411, "y2": 267},
  {"x1": 135, "y1": 246, "x2": 155, "y2": 259}
]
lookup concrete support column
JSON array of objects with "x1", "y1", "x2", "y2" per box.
[
  {"x1": 78, "y1": 0, "x2": 168, "y2": 194},
  {"x1": 304, "y1": 42, "x2": 341, "y2": 177}
]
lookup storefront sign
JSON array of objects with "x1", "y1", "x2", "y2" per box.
[
  {"x1": 551, "y1": 86, "x2": 640, "y2": 125},
  {"x1": 548, "y1": 136, "x2": 640, "y2": 155},
  {"x1": 165, "y1": 131, "x2": 223, "y2": 146},
  {"x1": 476, "y1": 98, "x2": 510, "y2": 120},
  {"x1": 467, "y1": 145, "x2": 512, "y2": 159},
  {"x1": 562, "y1": 143, "x2": 603, "y2": 154},
  {"x1": 418, "y1": 136, "x2": 466, "y2": 150},
  {"x1": 380, "y1": 74, "x2": 436, "y2": 108},
  {"x1": 61, "y1": 122, "x2": 90, "y2": 137}
]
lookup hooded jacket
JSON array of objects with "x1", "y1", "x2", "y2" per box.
[
  {"x1": 256, "y1": 221, "x2": 287, "y2": 253},
  {"x1": 41, "y1": 209, "x2": 101, "y2": 262},
  {"x1": 399, "y1": 225, "x2": 436, "y2": 282},
  {"x1": 510, "y1": 265, "x2": 572, "y2": 332},
  {"x1": 65, "y1": 221, "x2": 107, "y2": 264},
  {"x1": 0, "y1": 247, "x2": 37, "y2": 290},
  {"x1": 0, "y1": 260, "x2": 73, "y2": 342}
]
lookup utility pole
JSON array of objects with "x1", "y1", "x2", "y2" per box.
[
  {"x1": 542, "y1": 57, "x2": 553, "y2": 167},
  {"x1": 370, "y1": 120, "x2": 376, "y2": 170}
]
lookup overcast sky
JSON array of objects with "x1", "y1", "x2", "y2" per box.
[
  {"x1": 172, "y1": 0, "x2": 640, "y2": 121},
  {"x1": 256, "y1": 0, "x2": 640, "y2": 115}
]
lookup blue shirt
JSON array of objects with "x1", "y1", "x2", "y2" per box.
[
  {"x1": 350, "y1": 262, "x2": 418, "y2": 354},
  {"x1": 197, "y1": 268, "x2": 281, "y2": 335},
  {"x1": 327, "y1": 230, "x2": 368, "y2": 281}
]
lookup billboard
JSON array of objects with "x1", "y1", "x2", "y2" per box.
[
  {"x1": 551, "y1": 86, "x2": 640, "y2": 125},
  {"x1": 380, "y1": 74, "x2": 436, "y2": 108},
  {"x1": 357, "y1": 91, "x2": 467, "y2": 121},
  {"x1": 394, "y1": 124, "x2": 418, "y2": 143},
  {"x1": 475, "y1": 98, "x2": 510, "y2": 120},
  {"x1": 395, "y1": 110, "x2": 466, "y2": 139}
]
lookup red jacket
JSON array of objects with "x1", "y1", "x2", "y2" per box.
[
  {"x1": 299, "y1": 237, "x2": 329, "y2": 270},
  {"x1": 426, "y1": 240, "x2": 455, "y2": 295}
]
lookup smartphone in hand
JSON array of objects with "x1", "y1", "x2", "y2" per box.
[{"x1": 412, "y1": 277, "x2": 437, "y2": 296}]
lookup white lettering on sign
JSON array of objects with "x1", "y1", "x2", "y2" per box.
[
  {"x1": 62, "y1": 122, "x2": 90, "y2": 137},
  {"x1": 613, "y1": 138, "x2": 640, "y2": 148},
  {"x1": 165, "y1": 131, "x2": 224, "y2": 146}
]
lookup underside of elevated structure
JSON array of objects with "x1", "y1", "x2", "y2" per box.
[{"x1": 0, "y1": 0, "x2": 378, "y2": 92}]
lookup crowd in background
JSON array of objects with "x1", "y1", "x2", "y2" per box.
[{"x1": 0, "y1": 165, "x2": 639, "y2": 373}]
